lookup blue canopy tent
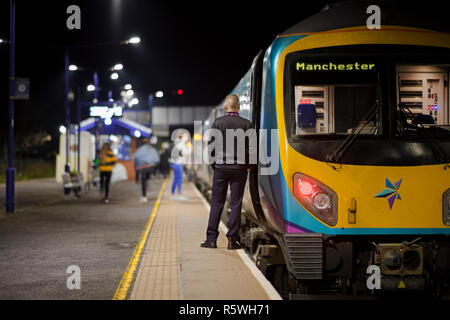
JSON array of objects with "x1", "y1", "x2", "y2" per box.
[
  {"x1": 75, "y1": 117, "x2": 152, "y2": 138},
  {"x1": 69, "y1": 117, "x2": 152, "y2": 169}
]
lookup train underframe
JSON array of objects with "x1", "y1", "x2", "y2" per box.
[{"x1": 239, "y1": 214, "x2": 450, "y2": 300}]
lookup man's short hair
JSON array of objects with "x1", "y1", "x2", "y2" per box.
[{"x1": 225, "y1": 94, "x2": 240, "y2": 111}]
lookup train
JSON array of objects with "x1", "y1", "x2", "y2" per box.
[{"x1": 189, "y1": 1, "x2": 450, "y2": 299}]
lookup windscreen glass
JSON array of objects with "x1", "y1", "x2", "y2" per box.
[{"x1": 286, "y1": 56, "x2": 381, "y2": 136}]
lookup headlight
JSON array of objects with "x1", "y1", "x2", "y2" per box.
[
  {"x1": 443, "y1": 189, "x2": 450, "y2": 226},
  {"x1": 313, "y1": 193, "x2": 332, "y2": 210},
  {"x1": 293, "y1": 173, "x2": 338, "y2": 226}
]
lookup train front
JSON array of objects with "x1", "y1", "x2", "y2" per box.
[{"x1": 265, "y1": 20, "x2": 450, "y2": 297}]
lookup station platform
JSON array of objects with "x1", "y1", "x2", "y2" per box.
[{"x1": 115, "y1": 179, "x2": 282, "y2": 300}]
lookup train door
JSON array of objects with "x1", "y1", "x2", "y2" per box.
[
  {"x1": 249, "y1": 51, "x2": 267, "y2": 222},
  {"x1": 397, "y1": 66, "x2": 449, "y2": 125}
]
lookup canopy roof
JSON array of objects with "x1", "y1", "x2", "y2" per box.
[{"x1": 73, "y1": 117, "x2": 152, "y2": 138}]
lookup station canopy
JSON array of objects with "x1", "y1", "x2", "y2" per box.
[{"x1": 75, "y1": 117, "x2": 152, "y2": 138}]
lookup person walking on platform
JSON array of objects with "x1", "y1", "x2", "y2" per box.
[
  {"x1": 134, "y1": 138, "x2": 160, "y2": 203},
  {"x1": 201, "y1": 94, "x2": 252, "y2": 250},
  {"x1": 99, "y1": 142, "x2": 117, "y2": 204},
  {"x1": 169, "y1": 134, "x2": 189, "y2": 197},
  {"x1": 159, "y1": 142, "x2": 171, "y2": 178}
]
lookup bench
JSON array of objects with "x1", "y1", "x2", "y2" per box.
[{"x1": 62, "y1": 172, "x2": 87, "y2": 192}]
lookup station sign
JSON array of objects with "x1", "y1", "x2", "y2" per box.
[
  {"x1": 14, "y1": 78, "x2": 30, "y2": 100},
  {"x1": 89, "y1": 106, "x2": 123, "y2": 119}
]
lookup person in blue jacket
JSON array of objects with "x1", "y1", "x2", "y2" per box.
[{"x1": 134, "y1": 138, "x2": 160, "y2": 203}]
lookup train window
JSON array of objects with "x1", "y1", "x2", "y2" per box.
[
  {"x1": 397, "y1": 65, "x2": 448, "y2": 126},
  {"x1": 287, "y1": 56, "x2": 381, "y2": 136},
  {"x1": 293, "y1": 83, "x2": 379, "y2": 136}
]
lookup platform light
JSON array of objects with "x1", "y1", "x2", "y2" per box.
[
  {"x1": 155, "y1": 91, "x2": 164, "y2": 98},
  {"x1": 59, "y1": 125, "x2": 67, "y2": 134},
  {"x1": 104, "y1": 118, "x2": 112, "y2": 126},
  {"x1": 129, "y1": 98, "x2": 139, "y2": 106},
  {"x1": 87, "y1": 84, "x2": 96, "y2": 92},
  {"x1": 126, "y1": 89, "x2": 134, "y2": 97},
  {"x1": 124, "y1": 84, "x2": 132, "y2": 90},
  {"x1": 134, "y1": 130, "x2": 142, "y2": 138},
  {"x1": 113, "y1": 63, "x2": 123, "y2": 71},
  {"x1": 69, "y1": 64, "x2": 78, "y2": 71},
  {"x1": 109, "y1": 135, "x2": 118, "y2": 142},
  {"x1": 111, "y1": 72, "x2": 119, "y2": 80},
  {"x1": 127, "y1": 36, "x2": 141, "y2": 44}
]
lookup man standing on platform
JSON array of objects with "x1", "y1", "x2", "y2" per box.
[{"x1": 201, "y1": 94, "x2": 252, "y2": 250}]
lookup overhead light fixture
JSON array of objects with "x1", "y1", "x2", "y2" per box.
[
  {"x1": 113, "y1": 63, "x2": 123, "y2": 71},
  {"x1": 127, "y1": 36, "x2": 141, "y2": 44},
  {"x1": 126, "y1": 89, "x2": 134, "y2": 97},
  {"x1": 129, "y1": 98, "x2": 139, "y2": 106},
  {"x1": 111, "y1": 72, "x2": 119, "y2": 80},
  {"x1": 69, "y1": 65, "x2": 78, "y2": 71},
  {"x1": 87, "y1": 84, "x2": 96, "y2": 92},
  {"x1": 156, "y1": 91, "x2": 164, "y2": 98},
  {"x1": 124, "y1": 84, "x2": 132, "y2": 90}
]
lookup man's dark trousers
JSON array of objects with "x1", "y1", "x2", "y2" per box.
[{"x1": 207, "y1": 168, "x2": 248, "y2": 244}]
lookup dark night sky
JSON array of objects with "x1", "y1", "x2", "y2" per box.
[
  {"x1": 2, "y1": 0, "x2": 441, "y2": 152},
  {"x1": 0, "y1": 0, "x2": 338, "y2": 147}
]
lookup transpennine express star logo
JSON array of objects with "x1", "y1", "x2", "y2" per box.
[{"x1": 374, "y1": 178, "x2": 402, "y2": 210}]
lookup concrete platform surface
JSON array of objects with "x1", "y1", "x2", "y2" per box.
[
  {"x1": 129, "y1": 181, "x2": 281, "y2": 300},
  {"x1": 0, "y1": 178, "x2": 163, "y2": 299}
]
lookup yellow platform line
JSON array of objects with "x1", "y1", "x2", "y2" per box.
[{"x1": 112, "y1": 179, "x2": 168, "y2": 300}]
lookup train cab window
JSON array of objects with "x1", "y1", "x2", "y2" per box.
[
  {"x1": 286, "y1": 56, "x2": 381, "y2": 137},
  {"x1": 294, "y1": 84, "x2": 378, "y2": 135},
  {"x1": 397, "y1": 65, "x2": 449, "y2": 127}
]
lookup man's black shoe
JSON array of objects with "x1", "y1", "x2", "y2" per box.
[
  {"x1": 227, "y1": 239, "x2": 241, "y2": 250},
  {"x1": 200, "y1": 240, "x2": 217, "y2": 249}
]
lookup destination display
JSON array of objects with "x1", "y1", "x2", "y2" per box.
[{"x1": 296, "y1": 61, "x2": 376, "y2": 71}]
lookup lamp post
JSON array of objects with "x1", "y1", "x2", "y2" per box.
[
  {"x1": 64, "y1": 50, "x2": 70, "y2": 176},
  {"x1": 76, "y1": 86, "x2": 82, "y2": 173},
  {"x1": 63, "y1": 36, "x2": 140, "y2": 179},
  {"x1": 5, "y1": 0, "x2": 16, "y2": 213}
]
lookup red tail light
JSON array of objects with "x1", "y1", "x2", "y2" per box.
[
  {"x1": 298, "y1": 179, "x2": 314, "y2": 196},
  {"x1": 293, "y1": 173, "x2": 338, "y2": 226}
]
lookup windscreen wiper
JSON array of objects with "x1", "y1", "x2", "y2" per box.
[
  {"x1": 327, "y1": 98, "x2": 380, "y2": 163},
  {"x1": 327, "y1": 74, "x2": 382, "y2": 164},
  {"x1": 398, "y1": 103, "x2": 449, "y2": 163}
]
